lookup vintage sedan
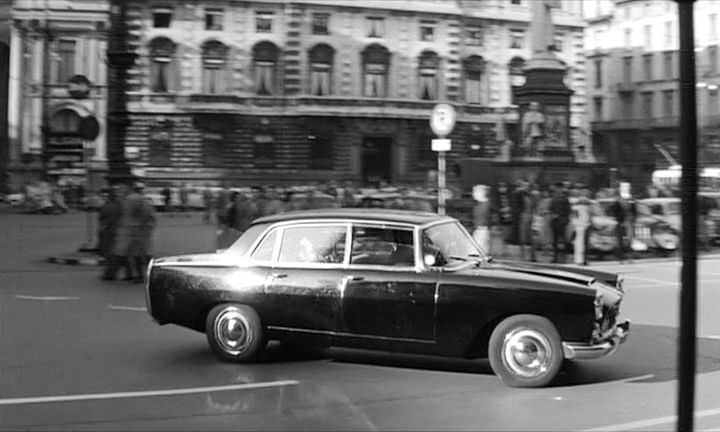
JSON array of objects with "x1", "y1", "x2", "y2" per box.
[{"x1": 145, "y1": 209, "x2": 630, "y2": 388}]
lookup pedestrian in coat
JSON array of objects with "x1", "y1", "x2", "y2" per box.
[
  {"x1": 97, "y1": 187, "x2": 123, "y2": 260},
  {"x1": 572, "y1": 188, "x2": 592, "y2": 266},
  {"x1": 472, "y1": 184, "x2": 491, "y2": 254},
  {"x1": 549, "y1": 183, "x2": 571, "y2": 263},
  {"x1": 101, "y1": 184, "x2": 134, "y2": 281}
]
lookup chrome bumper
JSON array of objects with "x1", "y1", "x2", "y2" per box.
[{"x1": 562, "y1": 320, "x2": 630, "y2": 360}]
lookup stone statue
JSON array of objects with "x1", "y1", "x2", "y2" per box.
[
  {"x1": 530, "y1": 0, "x2": 561, "y2": 56},
  {"x1": 521, "y1": 102, "x2": 545, "y2": 158}
]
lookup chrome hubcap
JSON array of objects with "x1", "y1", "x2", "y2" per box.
[
  {"x1": 502, "y1": 328, "x2": 553, "y2": 378},
  {"x1": 214, "y1": 309, "x2": 252, "y2": 355}
]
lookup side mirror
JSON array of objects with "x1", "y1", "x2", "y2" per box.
[{"x1": 423, "y1": 254, "x2": 436, "y2": 267}]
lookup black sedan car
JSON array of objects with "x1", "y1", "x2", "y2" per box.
[{"x1": 145, "y1": 209, "x2": 630, "y2": 388}]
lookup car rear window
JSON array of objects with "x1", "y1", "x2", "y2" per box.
[{"x1": 225, "y1": 223, "x2": 272, "y2": 256}]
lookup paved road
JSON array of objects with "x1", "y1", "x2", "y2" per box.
[{"x1": 2, "y1": 211, "x2": 720, "y2": 430}]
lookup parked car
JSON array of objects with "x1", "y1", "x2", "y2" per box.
[
  {"x1": 146, "y1": 208, "x2": 630, "y2": 388},
  {"x1": 593, "y1": 198, "x2": 679, "y2": 256}
]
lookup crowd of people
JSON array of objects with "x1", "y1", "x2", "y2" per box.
[
  {"x1": 97, "y1": 183, "x2": 157, "y2": 283},
  {"x1": 470, "y1": 180, "x2": 673, "y2": 265}
]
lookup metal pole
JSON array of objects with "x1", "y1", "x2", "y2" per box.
[
  {"x1": 82, "y1": 139, "x2": 95, "y2": 251},
  {"x1": 438, "y1": 151, "x2": 446, "y2": 215},
  {"x1": 676, "y1": 1, "x2": 698, "y2": 431}
]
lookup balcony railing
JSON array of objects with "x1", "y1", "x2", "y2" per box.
[{"x1": 128, "y1": 92, "x2": 514, "y2": 117}]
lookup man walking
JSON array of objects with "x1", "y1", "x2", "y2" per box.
[
  {"x1": 472, "y1": 184, "x2": 491, "y2": 253},
  {"x1": 572, "y1": 187, "x2": 592, "y2": 265},
  {"x1": 549, "y1": 183, "x2": 571, "y2": 263}
]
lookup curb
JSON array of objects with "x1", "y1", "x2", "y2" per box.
[{"x1": 47, "y1": 255, "x2": 105, "y2": 266}]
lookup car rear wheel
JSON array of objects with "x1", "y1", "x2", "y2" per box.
[
  {"x1": 206, "y1": 304, "x2": 265, "y2": 362},
  {"x1": 488, "y1": 314, "x2": 564, "y2": 388}
]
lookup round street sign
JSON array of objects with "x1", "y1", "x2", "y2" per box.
[
  {"x1": 68, "y1": 75, "x2": 92, "y2": 100},
  {"x1": 430, "y1": 103, "x2": 457, "y2": 137}
]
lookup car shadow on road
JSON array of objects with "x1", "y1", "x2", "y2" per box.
[{"x1": 553, "y1": 323, "x2": 720, "y2": 387}]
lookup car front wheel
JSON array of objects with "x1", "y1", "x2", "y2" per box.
[
  {"x1": 206, "y1": 304, "x2": 265, "y2": 362},
  {"x1": 488, "y1": 314, "x2": 564, "y2": 388}
]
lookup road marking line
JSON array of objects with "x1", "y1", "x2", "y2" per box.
[
  {"x1": 108, "y1": 305, "x2": 146, "y2": 312},
  {"x1": 0, "y1": 380, "x2": 299, "y2": 406},
  {"x1": 583, "y1": 406, "x2": 720, "y2": 431},
  {"x1": 13, "y1": 295, "x2": 79, "y2": 301},
  {"x1": 707, "y1": 335, "x2": 720, "y2": 340}
]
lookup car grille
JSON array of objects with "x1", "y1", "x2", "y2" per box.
[{"x1": 634, "y1": 226, "x2": 651, "y2": 240}]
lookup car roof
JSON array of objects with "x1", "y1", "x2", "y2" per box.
[{"x1": 252, "y1": 208, "x2": 451, "y2": 226}]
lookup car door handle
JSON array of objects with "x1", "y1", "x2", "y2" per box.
[
  {"x1": 348, "y1": 276, "x2": 364, "y2": 281},
  {"x1": 272, "y1": 273, "x2": 288, "y2": 279}
]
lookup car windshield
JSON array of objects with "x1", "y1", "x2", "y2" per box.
[
  {"x1": 421, "y1": 221, "x2": 487, "y2": 266},
  {"x1": 225, "y1": 223, "x2": 272, "y2": 256}
]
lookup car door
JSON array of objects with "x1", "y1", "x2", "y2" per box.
[
  {"x1": 341, "y1": 224, "x2": 437, "y2": 342},
  {"x1": 263, "y1": 223, "x2": 347, "y2": 332}
]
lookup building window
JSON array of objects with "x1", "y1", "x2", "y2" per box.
[
  {"x1": 710, "y1": 46, "x2": 718, "y2": 74},
  {"x1": 710, "y1": 88, "x2": 719, "y2": 115},
  {"x1": 465, "y1": 25, "x2": 483, "y2": 46},
  {"x1": 463, "y1": 55, "x2": 485, "y2": 104},
  {"x1": 420, "y1": 20, "x2": 436, "y2": 42},
  {"x1": 56, "y1": 39, "x2": 76, "y2": 83},
  {"x1": 509, "y1": 56, "x2": 526, "y2": 103},
  {"x1": 621, "y1": 94, "x2": 634, "y2": 119},
  {"x1": 711, "y1": 14, "x2": 718, "y2": 41},
  {"x1": 149, "y1": 123, "x2": 172, "y2": 166},
  {"x1": 367, "y1": 17, "x2": 385, "y2": 38},
  {"x1": 201, "y1": 40, "x2": 228, "y2": 94},
  {"x1": 308, "y1": 43, "x2": 334, "y2": 96},
  {"x1": 643, "y1": 24, "x2": 652, "y2": 49},
  {"x1": 418, "y1": 50, "x2": 440, "y2": 100},
  {"x1": 553, "y1": 32, "x2": 564, "y2": 52},
  {"x1": 510, "y1": 29, "x2": 524, "y2": 49},
  {"x1": 642, "y1": 91, "x2": 653, "y2": 119},
  {"x1": 308, "y1": 134, "x2": 333, "y2": 170},
  {"x1": 152, "y1": 7, "x2": 172, "y2": 28},
  {"x1": 149, "y1": 37, "x2": 177, "y2": 93},
  {"x1": 202, "y1": 131, "x2": 224, "y2": 166},
  {"x1": 205, "y1": 8, "x2": 223, "y2": 31},
  {"x1": 253, "y1": 134, "x2": 275, "y2": 167},
  {"x1": 362, "y1": 44, "x2": 390, "y2": 98},
  {"x1": 664, "y1": 21, "x2": 673, "y2": 48},
  {"x1": 624, "y1": 28, "x2": 632, "y2": 48},
  {"x1": 594, "y1": 59, "x2": 602, "y2": 88},
  {"x1": 643, "y1": 53, "x2": 653, "y2": 81},
  {"x1": 664, "y1": 51, "x2": 673, "y2": 78},
  {"x1": 256, "y1": 11, "x2": 273, "y2": 33},
  {"x1": 252, "y1": 41, "x2": 279, "y2": 95},
  {"x1": 623, "y1": 56, "x2": 633, "y2": 83},
  {"x1": 312, "y1": 13, "x2": 330, "y2": 35},
  {"x1": 593, "y1": 96, "x2": 603, "y2": 121},
  {"x1": 50, "y1": 109, "x2": 81, "y2": 133},
  {"x1": 663, "y1": 89, "x2": 674, "y2": 117}
]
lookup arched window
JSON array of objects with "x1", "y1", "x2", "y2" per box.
[
  {"x1": 252, "y1": 41, "x2": 279, "y2": 96},
  {"x1": 418, "y1": 50, "x2": 440, "y2": 100},
  {"x1": 49, "y1": 109, "x2": 81, "y2": 134},
  {"x1": 308, "y1": 44, "x2": 334, "y2": 96},
  {"x1": 508, "y1": 56, "x2": 526, "y2": 104},
  {"x1": 149, "y1": 37, "x2": 177, "y2": 93},
  {"x1": 361, "y1": 44, "x2": 390, "y2": 98},
  {"x1": 464, "y1": 55, "x2": 486, "y2": 104},
  {"x1": 201, "y1": 40, "x2": 228, "y2": 94}
]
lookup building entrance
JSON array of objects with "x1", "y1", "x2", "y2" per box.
[{"x1": 361, "y1": 136, "x2": 393, "y2": 186}]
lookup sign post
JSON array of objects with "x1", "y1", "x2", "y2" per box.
[
  {"x1": 430, "y1": 104, "x2": 456, "y2": 215},
  {"x1": 78, "y1": 114, "x2": 100, "y2": 252}
]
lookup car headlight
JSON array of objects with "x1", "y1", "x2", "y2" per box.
[{"x1": 615, "y1": 274, "x2": 624, "y2": 293}]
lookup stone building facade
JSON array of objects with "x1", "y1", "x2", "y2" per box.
[
  {"x1": 6, "y1": 0, "x2": 588, "y2": 188},
  {"x1": 585, "y1": 0, "x2": 720, "y2": 190},
  {"x1": 6, "y1": 0, "x2": 109, "y2": 188}
]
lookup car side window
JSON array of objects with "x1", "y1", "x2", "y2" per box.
[
  {"x1": 251, "y1": 230, "x2": 277, "y2": 262},
  {"x1": 350, "y1": 225, "x2": 415, "y2": 266},
  {"x1": 278, "y1": 225, "x2": 346, "y2": 264}
]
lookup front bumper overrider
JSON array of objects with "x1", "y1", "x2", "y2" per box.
[{"x1": 562, "y1": 320, "x2": 631, "y2": 360}]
